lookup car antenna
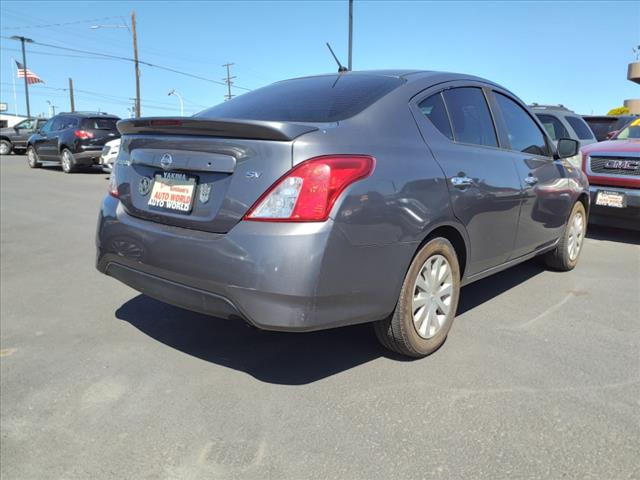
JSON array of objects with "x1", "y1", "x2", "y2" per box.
[{"x1": 326, "y1": 42, "x2": 348, "y2": 73}]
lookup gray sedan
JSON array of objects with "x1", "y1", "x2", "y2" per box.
[{"x1": 96, "y1": 70, "x2": 589, "y2": 358}]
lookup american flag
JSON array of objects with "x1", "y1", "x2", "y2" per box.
[{"x1": 15, "y1": 60, "x2": 44, "y2": 84}]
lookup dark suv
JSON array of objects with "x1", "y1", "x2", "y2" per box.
[
  {"x1": 26, "y1": 112, "x2": 120, "y2": 173},
  {"x1": 0, "y1": 118, "x2": 49, "y2": 155}
]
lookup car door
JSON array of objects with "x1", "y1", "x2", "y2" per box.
[
  {"x1": 38, "y1": 116, "x2": 66, "y2": 159},
  {"x1": 412, "y1": 84, "x2": 523, "y2": 276},
  {"x1": 489, "y1": 90, "x2": 572, "y2": 258},
  {"x1": 13, "y1": 119, "x2": 36, "y2": 147}
]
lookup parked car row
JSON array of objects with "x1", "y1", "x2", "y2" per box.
[{"x1": 21, "y1": 111, "x2": 121, "y2": 173}]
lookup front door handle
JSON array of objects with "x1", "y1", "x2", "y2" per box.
[
  {"x1": 524, "y1": 175, "x2": 539, "y2": 186},
  {"x1": 451, "y1": 176, "x2": 473, "y2": 188}
]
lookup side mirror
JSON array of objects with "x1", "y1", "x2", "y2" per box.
[
  {"x1": 556, "y1": 138, "x2": 579, "y2": 159},
  {"x1": 606, "y1": 130, "x2": 619, "y2": 140}
]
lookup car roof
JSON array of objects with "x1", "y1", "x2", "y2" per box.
[
  {"x1": 56, "y1": 111, "x2": 119, "y2": 118},
  {"x1": 279, "y1": 69, "x2": 499, "y2": 86}
]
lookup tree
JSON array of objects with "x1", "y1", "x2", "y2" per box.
[{"x1": 607, "y1": 106, "x2": 630, "y2": 115}]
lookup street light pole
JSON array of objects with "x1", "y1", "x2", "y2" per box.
[
  {"x1": 11, "y1": 36, "x2": 33, "y2": 118},
  {"x1": 168, "y1": 89, "x2": 184, "y2": 116}
]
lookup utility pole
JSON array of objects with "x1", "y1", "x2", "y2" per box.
[
  {"x1": 131, "y1": 11, "x2": 141, "y2": 117},
  {"x1": 11, "y1": 36, "x2": 33, "y2": 118},
  {"x1": 222, "y1": 63, "x2": 236, "y2": 101},
  {"x1": 68, "y1": 77, "x2": 75, "y2": 112},
  {"x1": 348, "y1": 0, "x2": 353, "y2": 71},
  {"x1": 46, "y1": 100, "x2": 56, "y2": 117}
]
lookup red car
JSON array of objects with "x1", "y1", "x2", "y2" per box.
[{"x1": 581, "y1": 119, "x2": 640, "y2": 230}]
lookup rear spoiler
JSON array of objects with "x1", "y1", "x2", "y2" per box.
[{"x1": 117, "y1": 117, "x2": 318, "y2": 141}]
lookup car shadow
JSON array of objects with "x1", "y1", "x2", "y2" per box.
[
  {"x1": 586, "y1": 225, "x2": 639, "y2": 245},
  {"x1": 115, "y1": 260, "x2": 545, "y2": 385}
]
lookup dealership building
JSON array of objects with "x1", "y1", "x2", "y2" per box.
[{"x1": 626, "y1": 60, "x2": 640, "y2": 114}]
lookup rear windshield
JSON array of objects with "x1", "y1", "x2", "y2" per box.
[
  {"x1": 583, "y1": 118, "x2": 618, "y2": 141},
  {"x1": 82, "y1": 118, "x2": 119, "y2": 130},
  {"x1": 564, "y1": 116, "x2": 594, "y2": 140},
  {"x1": 197, "y1": 75, "x2": 405, "y2": 123}
]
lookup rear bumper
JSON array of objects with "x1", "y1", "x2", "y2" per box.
[
  {"x1": 96, "y1": 196, "x2": 412, "y2": 331},
  {"x1": 74, "y1": 147, "x2": 103, "y2": 164},
  {"x1": 588, "y1": 185, "x2": 640, "y2": 230}
]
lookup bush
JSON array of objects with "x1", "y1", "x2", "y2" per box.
[{"x1": 607, "y1": 107, "x2": 630, "y2": 115}]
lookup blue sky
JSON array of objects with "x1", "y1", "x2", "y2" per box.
[{"x1": 1, "y1": 0, "x2": 638, "y2": 119}]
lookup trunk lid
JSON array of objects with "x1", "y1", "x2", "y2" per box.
[{"x1": 114, "y1": 117, "x2": 318, "y2": 233}]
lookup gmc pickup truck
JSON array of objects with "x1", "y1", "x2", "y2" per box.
[{"x1": 582, "y1": 119, "x2": 640, "y2": 230}]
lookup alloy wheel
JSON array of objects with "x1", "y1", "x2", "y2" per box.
[
  {"x1": 412, "y1": 254, "x2": 453, "y2": 339},
  {"x1": 0, "y1": 142, "x2": 9, "y2": 155},
  {"x1": 62, "y1": 151, "x2": 71, "y2": 171}
]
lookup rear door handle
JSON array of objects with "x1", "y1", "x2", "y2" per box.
[
  {"x1": 451, "y1": 176, "x2": 473, "y2": 188},
  {"x1": 524, "y1": 176, "x2": 539, "y2": 186}
]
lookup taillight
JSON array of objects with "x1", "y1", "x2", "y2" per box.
[
  {"x1": 74, "y1": 130, "x2": 94, "y2": 139},
  {"x1": 245, "y1": 155, "x2": 375, "y2": 222},
  {"x1": 108, "y1": 167, "x2": 119, "y2": 199}
]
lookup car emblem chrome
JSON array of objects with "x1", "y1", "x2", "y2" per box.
[
  {"x1": 199, "y1": 183, "x2": 212, "y2": 204},
  {"x1": 160, "y1": 153, "x2": 173, "y2": 170},
  {"x1": 246, "y1": 170, "x2": 262, "y2": 179},
  {"x1": 604, "y1": 160, "x2": 639, "y2": 171},
  {"x1": 138, "y1": 176, "x2": 152, "y2": 196}
]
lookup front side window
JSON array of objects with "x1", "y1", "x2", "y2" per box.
[
  {"x1": 442, "y1": 88, "x2": 498, "y2": 147},
  {"x1": 419, "y1": 93, "x2": 453, "y2": 140},
  {"x1": 495, "y1": 93, "x2": 549, "y2": 156},
  {"x1": 16, "y1": 119, "x2": 35, "y2": 130},
  {"x1": 535, "y1": 114, "x2": 569, "y2": 141},
  {"x1": 40, "y1": 119, "x2": 53, "y2": 133},
  {"x1": 615, "y1": 118, "x2": 640, "y2": 139},
  {"x1": 564, "y1": 116, "x2": 594, "y2": 140}
]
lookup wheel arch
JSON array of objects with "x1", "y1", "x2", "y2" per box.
[{"x1": 416, "y1": 221, "x2": 469, "y2": 280}]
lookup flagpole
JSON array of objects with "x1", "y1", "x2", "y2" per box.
[
  {"x1": 11, "y1": 57, "x2": 18, "y2": 117},
  {"x1": 10, "y1": 36, "x2": 33, "y2": 118}
]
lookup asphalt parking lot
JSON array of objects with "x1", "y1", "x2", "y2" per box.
[{"x1": 1, "y1": 154, "x2": 639, "y2": 480}]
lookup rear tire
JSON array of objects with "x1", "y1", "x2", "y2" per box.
[
  {"x1": 27, "y1": 146, "x2": 41, "y2": 168},
  {"x1": 374, "y1": 238, "x2": 461, "y2": 358},
  {"x1": 541, "y1": 201, "x2": 586, "y2": 271},
  {"x1": 0, "y1": 140, "x2": 12, "y2": 155},
  {"x1": 60, "y1": 148, "x2": 77, "y2": 173}
]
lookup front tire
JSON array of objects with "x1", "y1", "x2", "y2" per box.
[
  {"x1": 541, "y1": 201, "x2": 587, "y2": 271},
  {"x1": 27, "y1": 146, "x2": 41, "y2": 168},
  {"x1": 374, "y1": 238, "x2": 461, "y2": 358},
  {"x1": 0, "y1": 140, "x2": 12, "y2": 155},
  {"x1": 60, "y1": 148, "x2": 77, "y2": 173}
]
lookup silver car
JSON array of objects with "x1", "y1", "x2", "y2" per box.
[{"x1": 96, "y1": 70, "x2": 589, "y2": 358}]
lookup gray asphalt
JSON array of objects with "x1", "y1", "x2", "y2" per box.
[{"x1": 1, "y1": 154, "x2": 639, "y2": 480}]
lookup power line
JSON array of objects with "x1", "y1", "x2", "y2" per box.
[
  {"x1": 1, "y1": 16, "x2": 124, "y2": 30},
  {"x1": 0, "y1": 35, "x2": 253, "y2": 91}
]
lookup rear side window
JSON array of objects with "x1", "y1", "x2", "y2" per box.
[
  {"x1": 197, "y1": 75, "x2": 404, "y2": 123},
  {"x1": 419, "y1": 93, "x2": 453, "y2": 140},
  {"x1": 495, "y1": 93, "x2": 549, "y2": 156},
  {"x1": 442, "y1": 88, "x2": 497, "y2": 147},
  {"x1": 535, "y1": 114, "x2": 569, "y2": 140},
  {"x1": 564, "y1": 116, "x2": 594, "y2": 140},
  {"x1": 82, "y1": 118, "x2": 119, "y2": 130}
]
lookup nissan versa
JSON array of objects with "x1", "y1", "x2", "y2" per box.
[{"x1": 96, "y1": 70, "x2": 589, "y2": 358}]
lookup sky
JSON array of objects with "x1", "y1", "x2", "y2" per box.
[{"x1": 1, "y1": 0, "x2": 638, "y2": 119}]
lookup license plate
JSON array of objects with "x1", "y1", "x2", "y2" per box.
[
  {"x1": 148, "y1": 172, "x2": 196, "y2": 214},
  {"x1": 595, "y1": 190, "x2": 626, "y2": 208}
]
